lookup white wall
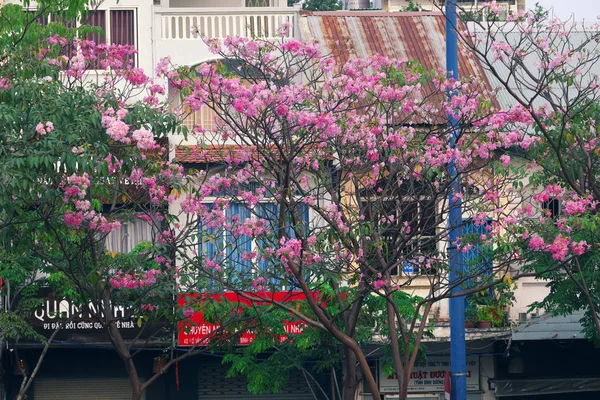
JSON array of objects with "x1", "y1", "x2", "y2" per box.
[{"x1": 510, "y1": 277, "x2": 549, "y2": 320}]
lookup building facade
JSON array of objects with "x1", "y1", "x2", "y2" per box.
[{"x1": 3, "y1": 1, "x2": 597, "y2": 400}]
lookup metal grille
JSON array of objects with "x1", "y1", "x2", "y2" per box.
[
  {"x1": 34, "y1": 378, "x2": 145, "y2": 400},
  {"x1": 197, "y1": 363, "x2": 316, "y2": 400}
]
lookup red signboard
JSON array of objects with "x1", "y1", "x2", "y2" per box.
[{"x1": 178, "y1": 291, "x2": 314, "y2": 347}]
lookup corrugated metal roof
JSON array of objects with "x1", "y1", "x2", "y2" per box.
[
  {"x1": 300, "y1": 11, "x2": 496, "y2": 98},
  {"x1": 175, "y1": 145, "x2": 260, "y2": 164},
  {"x1": 512, "y1": 311, "x2": 586, "y2": 341}
]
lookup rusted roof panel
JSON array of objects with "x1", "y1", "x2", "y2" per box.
[
  {"x1": 301, "y1": 11, "x2": 496, "y2": 99},
  {"x1": 175, "y1": 145, "x2": 260, "y2": 164}
]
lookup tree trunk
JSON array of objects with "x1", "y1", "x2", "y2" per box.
[
  {"x1": 102, "y1": 292, "x2": 145, "y2": 400},
  {"x1": 387, "y1": 299, "x2": 404, "y2": 398},
  {"x1": 132, "y1": 387, "x2": 143, "y2": 400},
  {"x1": 343, "y1": 348, "x2": 358, "y2": 400}
]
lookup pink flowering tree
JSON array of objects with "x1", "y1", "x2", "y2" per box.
[
  {"x1": 456, "y1": 3, "x2": 600, "y2": 344},
  {"x1": 0, "y1": 5, "x2": 248, "y2": 400},
  {"x1": 164, "y1": 26, "x2": 534, "y2": 399}
]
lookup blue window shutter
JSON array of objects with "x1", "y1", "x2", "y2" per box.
[
  {"x1": 199, "y1": 205, "x2": 223, "y2": 263},
  {"x1": 199, "y1": 205, "x2": 225, "y2": 291},
  {"x1": 257, "y1": 203, "x2": 279, "y2": 286},
  {"x1": 226, "y1": 203, "x2": 252, "y2": 278}
]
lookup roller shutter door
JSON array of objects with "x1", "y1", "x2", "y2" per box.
[
  {"x1": 198, "y1": 363, "x2": 316, "y2": 400},
  {"x1": 34, "y1": 377, "x2": 146, "y2": 400}
]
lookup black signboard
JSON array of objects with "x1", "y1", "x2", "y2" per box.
[{"x1": 28, "y1": 290, "x2": 165, "y2": 344}]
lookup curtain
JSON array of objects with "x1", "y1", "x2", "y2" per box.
[
  {"x1": 110, "y1": 10, "x2": 135, "y2": 46},
  {"x1": 104, "y1": 218, "x2": 155, "y2": 254}
]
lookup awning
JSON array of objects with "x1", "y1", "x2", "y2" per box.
[
  {"x1": 493, "y1": 378, "x2": 600, "y2": 397},
  {"x1": 512, "y1": 311, "x2": 586, "y2": 341}
]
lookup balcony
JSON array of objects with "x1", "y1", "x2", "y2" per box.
[{"x1": 154, "y1": 6, "x2": 299, "y2": 67}]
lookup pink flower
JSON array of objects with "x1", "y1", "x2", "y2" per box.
[
  {"x1": 252, "y1": 277, "x2": 267, "y2": 291},
  {"x1": 547, "y1": 234, "x2": 571, "y2": 261},
  {"x1": 64, "y1": 210, "x2": 84, "y2": 228},
  {"x1": 570, "y1": 240, "x2": 589, "y2": 256},
  {"x1": 45, "y1": 121, "x2": 54, "y2": 133},
  {"x1": 528, "y1": 234, "x2": 545, "y2": 250},
  {"x1": 0, "y1": 77, "x2": 11, "y2": 90},
  {"x1": 155, "y1": 57, "x2": 171, "y2": 77},
  {"x1": 183, "y1": 308, "x2": 195, "y2": 318},
  {"x1": 116, "y1": 108, "x2": 128, "y2": 120},
  {"x1": 106, "y1": 120, "x2": 130, "y2": 142},
  {"x1": 373, "y1": 279, "x2": 386, "y2": 289},
  {"x1": 275, "y1": 104, "x2": 289, "y2": 117},
  {"x1": 563, "y1": 198, "x2": 591, "y2": 216},
  {"x1": 36, "y1": 123, "x2": 46, "y2": 135},
  {"x1": 132, "y1": 128, "x2": 156, "y2": 151},
  {"x1": 500, "y1": 154, "x2": 511, "y2": 167}
]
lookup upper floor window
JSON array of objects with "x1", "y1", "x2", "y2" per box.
[
  {"x1": 200, "y1": 200, "x2": 309, "y2": 290},
  {"x1": 542, "y1": 199, "x2": 561, "y2": 219},
  {"x1": 361, "y1": 197, "x2": 438, "y2": 277},
  {"x1": 28, "y1": 9, "x2": 137, "y2": 69},
  {"x1": 182, "y1": 105, "x2": 216, "y2": 133}
]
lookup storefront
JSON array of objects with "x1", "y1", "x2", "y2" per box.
[
  {"x1": 33, "y1": 377, "x2": 144, "y2": 400},
  {"x1": 377, "y1": 356, "x2": 483, "y2": 400},
  {"x1": 195, "y1": 360, "x2": 322, "y2": 400}
]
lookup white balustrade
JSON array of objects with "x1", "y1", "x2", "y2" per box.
[{"x1": 158, "y1": 8, "x2": 296, "y2": 40}]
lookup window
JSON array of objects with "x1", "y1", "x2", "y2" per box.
[
  {"x1": 30, "y1": 9, "x2": 137, "y2": 69},
  {"x1": 399, "y1": 199, "x2": 437, "y2": 275},
  {"x1": 542, "y1": 199, "x2": 561, "y2": 219},
  {"x1": 182, "y1": 106, "x2": 216, "y2": 132},
  {"x1": 361, "y1": 198, "x2": 438, "y2": 276},
  {"x1": 104, "y1": 218, "x2": 155, "y2": 253},
  {"x1": 84, "y1": 9, "x2": 136, "y2": 68},
  {"x1": 199, "y1": 201, "x2": 309, "y2": 290}
]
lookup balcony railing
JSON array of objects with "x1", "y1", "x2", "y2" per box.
[{"x1": 157, "y1": 8, "x2": 297, "y2": 40}]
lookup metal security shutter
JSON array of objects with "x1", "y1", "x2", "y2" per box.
[
  {"x1": 198, "y1": 363, "x2": 316, "y2": 400},
  {"x1": 34, "y1": 378, "x2": 146, "y2": 400}
]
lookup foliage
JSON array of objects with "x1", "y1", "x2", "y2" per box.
[
  {"x1": 0, "y1": 3, "x2": 208, "y2": 399},
  {"x1": 476, "y1": 305, "x2": 505, "y2": 327},
  {"x1": 302, "y1": 0, "x2": 342, "y2": 12},
  {"x1": 402, "y1": 0, "x2": 422, "y2": 12}
]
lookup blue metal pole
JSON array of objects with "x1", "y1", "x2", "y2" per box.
[{"x1": 446, "y1": 1, "x2": 467, "y2": 400}]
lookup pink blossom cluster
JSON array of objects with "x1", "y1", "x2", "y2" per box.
[
  {"x1": 276, "y1": 237, "x2": 303, "y2": 268},
  {"x1": 528, "y1": 233, "x2": 590, "y2": 261},
  {"x1": 62, "y1": 172, "x2": 90, "y2": 203},
  {"x1": 60, "y1": 173, "x2": 121, "y2": 232},
  {"x1": 0, "y1": 78, "x2": 10, "y2": 90},
  {"x1": 132, "y1": 128, "x2": 157, "y2": 151},
  {"x1": 35, "y1": 121, "x2": 54, "y2": 135},
  {"x1": 232, "y1": 218, "x2": 269, "y2": 238},
  {"x1": 252, "y1": 277, "x2": 268, "y2": 291},
  {"x1": 102, "y1": 108, "x2": 157, "y2": 151},
  {"x1": 109, "y1": 268, "x2": 162, "y2": 290},
  {"x1": 562, "y1": 196, "x2": 596, "y2": 216}
]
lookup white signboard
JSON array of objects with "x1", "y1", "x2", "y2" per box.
[{"x1": 379, "y1": 356, "x2": 480, "y2": 393}]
